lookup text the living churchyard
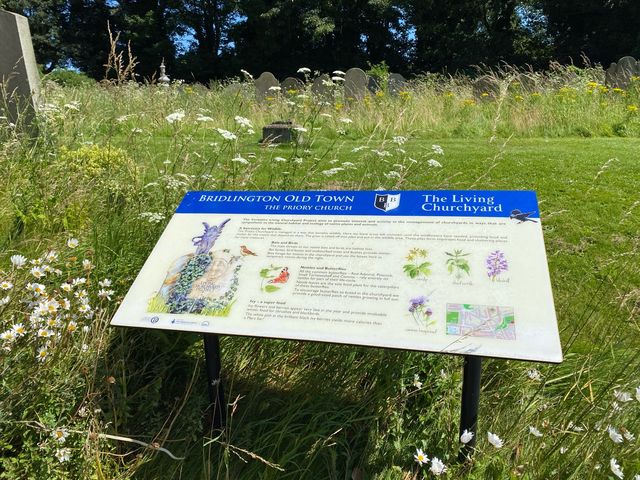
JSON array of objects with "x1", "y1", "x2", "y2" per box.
[{"x1": 421, "y1": 193, "x2": 503, "y2": 214}]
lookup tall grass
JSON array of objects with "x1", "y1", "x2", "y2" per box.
[{"x1": 0, "y1": 66, "x2": 639, "y2": 479}]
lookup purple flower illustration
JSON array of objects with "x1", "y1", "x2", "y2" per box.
[
  {"x1": 408, "y1": 296, "x2": 435, "y2": 327},
  {"x1": 486, "y1": 250, "x2": 508, "y2": 280},
  {"x1": 408, "y1": 295, "x2": 427, "y2": 312}
]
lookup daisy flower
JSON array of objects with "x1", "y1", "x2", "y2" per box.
[{"x1": 414, "y1": 448, "x2": 428, "y2": 465}]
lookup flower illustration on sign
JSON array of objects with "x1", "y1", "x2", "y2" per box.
[
  {"x1": 403, "y1": 248, "x2": 432, "y2": 280},
  {"x1": 486, "y1": 250, "x2": 508, "y2": 281},
  {"x1": 445, "y1": 249, "x2": 471, "y2": 279},
  {"x1": 408, "y1": 295, "x2": 435, "y2": 327}
]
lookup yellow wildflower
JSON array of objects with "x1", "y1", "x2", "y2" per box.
[{"x1": 627, "y1": 104, "x2": 638, "y2": 113}]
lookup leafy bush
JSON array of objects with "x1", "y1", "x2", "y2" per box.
[{"x1": 45, "y1": 69, "x2": 95, "y2": 88}]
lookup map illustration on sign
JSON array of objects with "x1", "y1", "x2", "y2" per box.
[
  {"x1": 111, "y1": 190, "x2": 562, "y2": 363},
  {"x1": 446, "y1": 303, "x2": 516, "y2": 340}
]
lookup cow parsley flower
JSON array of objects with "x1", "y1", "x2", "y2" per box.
[
  {"x1": 339, "y1": 117, "x2": 352, "y2": 124},
  {"x1": 231, "y1": 155, "x2": 249, "y2": 164},
  {"x1": 610, "y1": 458, "x2": 624, "y2": 479},
  {"x1": 487, "y1": 432, "x2": 504, "y2": 448},
  {"x1": 216, "y1": 128, "x2": 237, "y2": 141},
  {"x1": 234, "y1": 116, "x2": 252, "y2": 128},
  {"x1": 196, "y1": 114, "x2": 213, "y2": 122},
  {"x1": 273, "y1": 156, "x2": 287, "y2": 162},
  {"x1": 427, "y1": 159, "x2": 442, "y2": 168},
  {"x1": 414, "y1": 448, "x2": 428, "y2": 465},
  {"x1": 165, "y1": 111, "x2": 185, "y2": 123},
  {"x1": 297, "y1": 67, "x2": 311, "y2": 74},
  {"x1": 460, "y1": 429, "x2": 474, "y2": 444},
  {"x1": 331, "y1": 76, "x2": 345, "y2": 82},
  {"x1": 431, "y1": 144, "x2": 444, "y2": 155},
  {"x1": 322, "y1": 167, "x2": 344, "y2": 176},
  {"x1": 430, "y1": 457, "x2": 447, "y2": 476},
  {"x1": 332, "y1": 70, "x2": 345, "y2": 75}
]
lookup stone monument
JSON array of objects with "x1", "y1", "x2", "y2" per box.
[
  {"x1": 255, "y1": 71, "x2": 279, "y2": 102},
  {"x1": 0, "y1": 10, "x2": 40, "y2": 128},
  {"x1": 344, "y1": 67, "x2": 368, "y2": 100}
]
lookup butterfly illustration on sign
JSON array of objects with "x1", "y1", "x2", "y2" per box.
[
  {"x1": 260, "y1": 265, "x2": 290, "y2": 293},
  {"x1": 509, "y1": 209, "x2": 538, "y2": 223}
]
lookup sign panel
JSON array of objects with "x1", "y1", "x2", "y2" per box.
[{"x1": 111, "y1": 190, "x2": 562, "y2": 363}]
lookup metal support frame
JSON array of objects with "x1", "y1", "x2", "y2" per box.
[
  {"x1": 203, "y1": 333, "x2": 226, "y2": 432},
  {"x1": 458, "y1": 355, "x2": 482, "y2": 461}
]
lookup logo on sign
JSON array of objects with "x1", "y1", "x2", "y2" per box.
[
  {"x1": 374, "y1": 193, "x2": 401, "y2": 212},
  {"x1": 150, "y1": 316, "x2": 159, "y2": 324}
]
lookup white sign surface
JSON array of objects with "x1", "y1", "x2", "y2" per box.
[{"x1": 111, "y1": 190, "x2": 562, "y2": 363}]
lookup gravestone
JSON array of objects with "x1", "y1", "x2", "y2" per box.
[
  {"x1": 280, "y1": 77, "x2": 304, "y2": 95},
  {"x1": 511, "y1": 73, "x2": 537, "y2": 93},
  {"x1": 255, "y1": 71, "x2": 279, "y2": 102},
  {"x1": 606, "y1": 56, "x2": 640, "y2": 89},
  {"x1": 344, "y1": 68, "x2": 368, "y2": 100},
  {"x1": 0, "y1": 10, "x2": 40, "y2": 128},
  {"x1": 311, "y1": 74, "x2": 332, "y2": 98},
  {"x1": 367, "y1": 76, "x2": 381, "y2": 94},
  {"x1": 261, "y1": 120, "x2": 302, "y2": 144},
  {"x1": 388, "y1": 73, "x2": 406, "y2": 96},
  {"x1": 473, "y1": 75, "x2": 500, "y2": 99}
]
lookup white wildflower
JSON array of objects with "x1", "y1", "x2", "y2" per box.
[
  {"x1": 52, "y1": 428, "x2": 68, "y2": 444},
  {"x1": 321, "y1": 167, "x2": 344, "y2": 177},
  {"x1": 615, "y1": 390, "x2": 633, "y2": 402},
  {"x1": 608, "y1": 426, "x2": 624, "y2": 444},
  {"x1": 98, "y1": 279, "x2": 112, "y2": 288},
  {"x1": 487, "y1": 432, "x2": 503, "y2": 448},
  {"x1": 293, "y1": 126, "x2": 307, "y2": 133},
  {"x1": 82, "y1": 259, "x2": 93, "y2": 270},
  {"x1": 460, "y1": 429, "x2": 474, "y2": 444},
  {"x1": 55, "y1": 448, "x2": 71, "y2": 463},
  {"x1": 240, "y1": 69, "x2": 253, "y2": 80},
  {"x1": 273, "y1": 156, "x2": 287, "y2": 162},
  {"x1": 560, "y1": 446, "x2": 567, "y2": 454},
  {"x1": 622, "y1": 430, "x2": 635, "y2": 442},
  {"x1": 339, "y1": 117, "x2": 352, "y2": 124},
  {"x1": 268, "y1": 86, "x2": 281, "y2": 92},
  {"x1": 36, "y1": 347, "x2": 48, "y2": 362},
  {"x1": 67, "y1": 238, "x2": 79, "y2": 249},
  {"x1": 196, "y1": 114, "x2": 213, "y2": 122},
  {"x1": 384, "y1": 171, "x2": 401, "y2": 179},
  {"x1": 10, "y1": 254, "x2": 27, "y2": 268},
  {"x1": 429, "y1": 457, "x2": 447, "y2": 476},
  {"x1": 0, "y1": 296, "x2": 10, "y2": 306},
  {"x1": 431, "y1": 144, "x2": 444, "y2": 155},
  {"x1": 414, "y1": 448, "x2": 428, "y2": 465},
  {"x1": 98, "y1": 289, "x2": 114, "y2": 300},
  {"x1": 527, "y1": 369, "x2": 542, "y2": 381},
  {"x1": 216, "y1": 128, "x2": 237, "y2": 141},
  {"x1": 1, "y1": 330, "x2": 15, "y2": 342},
  {"x1": 297, "y1": 67, "x2": 311, "y2": 74},
  {"x1": 332, "y1": 70, "x2": 345, "y2": 75},
  {"x1": 529, "y1": 426, "x2": 543, "y2": 437},
  {"x1": 331, "y1": 76, "x2": 344, "y2": 82},
  {"x1": 412, "y1": 374, "x2": 422, "y2": 389},
  {"x1": 610, "y1": 458, "x2": 624, "y2": 479},
  {"x1": 0, "y1": 281, "x2": 13, "y2": 290},
  {"x1": 636, "y1": 386, "x2": 640, "y2": 402},
  {"x1": 393, "y1": 135, "x2": 407, "y2": 145},
  {"x1": 427, "y1": 159, "x2": 442, "y2": 168},
  {"x1": 234, "y1": 116, "x2": 252, "y2": 128},
  {"x1": 352, "y1": 146, "x2": 367, "y2": 153},
  {"x1": 30, "y1": 266, "x2": 45, "y2": 279},
  {"x1": 231, "y1": 155, "x2": 249, "y2": 165},
  {"x1": 165, "y1": 111, "x2": 185, "y2": 123}
]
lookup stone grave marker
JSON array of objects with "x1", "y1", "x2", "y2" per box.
[
  {"x1": 388, "y1": 73, "x2": 406, "y2": 96},
  {"x1": 611, "y1": 56, "x2": 639, "y2": 89},
  {"x1": 280, "y1": 77, "x2": 304, "y2": 95},
  {"x1": 344, "y1": 67, "x2": 368, "y2": 100},
  {"x1": 0, "y1": 9, "x2": 40, "y2": 128},
  {"x1": 473, "y1": 75, "x2": 500, "y2": 99},
  {"x1": 605, "y1": 62, "x2": 618, "y2": 87},
  {"x1": 261, "y1": 120, "x2": 301, "y2": 144},
  {"x1": 311, "y1": 74, "x2": 331, "y2": 98},
  {"x1": 367, "y1": 76, "x2": 381, "y2": 94},
  {"x1": 255, "y1": 71, "x2": 279, "y2": 101}
]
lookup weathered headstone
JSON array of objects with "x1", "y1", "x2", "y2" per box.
[
  {"x1": 605, "y1": 62, "x2": 618, "y2": 87},
  {"x1": 311, "y1": 74, "x2": 331, "y2": 98},
  {"x1": 261, "y1": 120, "x2": 301, "y2": 144},
  {"x1": 281, "y1": 77, "x2": 304, "y2": 95},
  {"x1": 612, "y1": 56, "x2": 639, "y2": 89},
  {"x1": 344, "y1": 68, "x2": 368, "y2": 100},
  {"x1": 367, "y1": 76, "x2": 381, "y2": 94},
  {"x1": 473, "y1": 75, "x2": 500, "y2": 99},
  {"x1": 388, "y1": 73, "x2": 406, "y2": 96},
  {"x1": 0, "y1": 10, "x2": 40, "y2": 127},
  {"x1": 255, "y1": 71, "x2": 279, "y2": 101}
]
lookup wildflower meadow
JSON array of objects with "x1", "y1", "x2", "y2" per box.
[{"x1": 1, "y1": 66, "x2": 639, "y2": 479}]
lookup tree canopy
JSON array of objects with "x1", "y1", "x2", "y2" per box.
[{"x1": 1, "y1": 0, "x2": 638, "y2": 81}]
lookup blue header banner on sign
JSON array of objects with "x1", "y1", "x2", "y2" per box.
[{"x1": 176, "y1": 190, "x2": 539, "y2": 218}]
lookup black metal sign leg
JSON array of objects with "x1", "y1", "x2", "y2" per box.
[
  {"x1": 458, "y1": 355, "x2": 482, "y2": 461},
  {"x1": 203, "y1": 333, "x2": 226, "y2": 432}
]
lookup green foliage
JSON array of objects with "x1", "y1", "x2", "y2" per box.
[
  {"x1": 45, "y1": 68, "x2": 95, "y2": 87},
  {"x1": 445, "y1": 249, "x2": 471, "y2": 278}
]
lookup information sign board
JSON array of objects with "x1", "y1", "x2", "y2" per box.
[{"x1": 111, "y1": 190, "x2": 562, "y2": 363}]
